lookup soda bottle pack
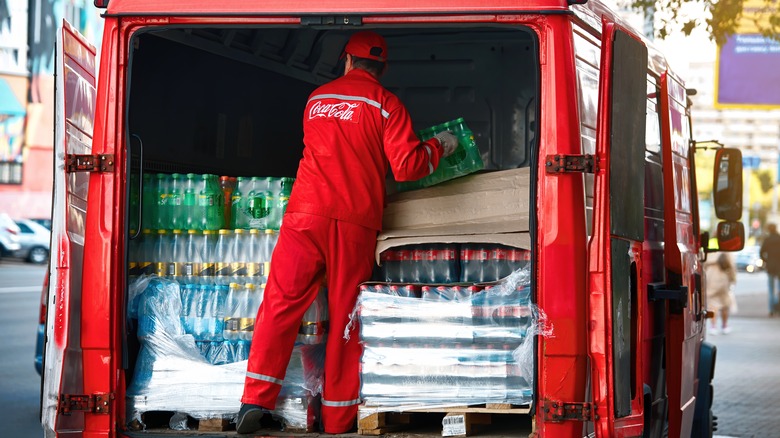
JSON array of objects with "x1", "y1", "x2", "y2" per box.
[
  {"x1": 395, "y1": 117, "x2": 485, "y2": 192},
  {"x1": 377, "y1": 243, "x2": 530, "y2": 284},
  {"x1": 128, "y1": 172, "x2": 295, "y2": 233}
]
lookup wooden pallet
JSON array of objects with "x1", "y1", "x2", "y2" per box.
[{"x1": 357, "y1": 404, "x2": 531, "y2": 436}]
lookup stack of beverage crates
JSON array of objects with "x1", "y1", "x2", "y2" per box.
[
  {"x1": 126, "y1": 173, "x2": 329, "y2": 429},
  {"x1": 358, "y1": 243, "x2": 534, "y2": 407}
]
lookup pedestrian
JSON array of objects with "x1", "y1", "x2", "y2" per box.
[
  {"x1": 236, "y1": 31, "x2": 458, "y2": 434},
  {"x1": 760, "y1": 223, "x2": 780, "y2": 316},
  {"x1": 705, "y1": 253, "x2": 736, "y2": 335}
]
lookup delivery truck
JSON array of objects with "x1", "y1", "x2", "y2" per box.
[{"x1": 42, "y1": 0, "x2": 745, "y2": 436}]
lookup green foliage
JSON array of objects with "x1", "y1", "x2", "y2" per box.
[{"x1": 628, "y1": 0, "x2": 780, "y2": 45}]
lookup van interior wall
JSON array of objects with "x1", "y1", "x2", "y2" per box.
[
  {"x1": 128, "y1": 32, "x2": 313, "y2": 178},
  {"x1": 127, "y1": 26, "x2": 538, "y2": 177}
]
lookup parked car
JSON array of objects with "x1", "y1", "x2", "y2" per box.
[
  {"x1": 14, "y1": 218, "x2": 51, "y2": 264},
  {"x1": 0, "y1": 213, "x2": 22, "y2": 259},
  {"x1": 30, "y1": 217, "x2": 52, "y2": 230},
  {"x1": 735, "y1": 245, "x2": 764, "y2": 273}
]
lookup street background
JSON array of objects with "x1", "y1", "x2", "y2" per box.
[{"x1": 1, "y1": 260, "x2": 778, "y2": 437}]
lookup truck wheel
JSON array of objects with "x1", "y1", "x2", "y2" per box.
[{"x1": 691, "y1": 342, "x2": 716, "y2": 438}]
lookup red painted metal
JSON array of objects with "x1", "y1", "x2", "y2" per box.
[{"x1": 105, "y1": 0, "x2": 570, "y2": 15}]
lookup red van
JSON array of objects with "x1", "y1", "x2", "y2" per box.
[{"x1": 42, "y1": 0, "x2": 744, "y2": 437}]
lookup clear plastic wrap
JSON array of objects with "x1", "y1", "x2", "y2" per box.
[
  {"x1": 126, "y1": 276, "x2": 326, "y2": 430},
  {"x1": 357, "y1": 266, "x2": 548, "y2": 409}
]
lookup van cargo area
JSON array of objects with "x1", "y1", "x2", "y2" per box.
[{"x1": 124, "y1": 25, "x2": 538, "y2": 436}]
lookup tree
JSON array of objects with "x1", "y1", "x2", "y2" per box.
[{"x1": 628, "y1": 0, "x2": 780, "y2": 45}]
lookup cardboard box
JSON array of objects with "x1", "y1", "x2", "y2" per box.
[{"x1": 377, "y1": 167, "x2": 530, "y2": 260}]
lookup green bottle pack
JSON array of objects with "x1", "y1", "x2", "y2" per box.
[{"x1": 395, "y1": 117, "x2": 484, "y2": 192}]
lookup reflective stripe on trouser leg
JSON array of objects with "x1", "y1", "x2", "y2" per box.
[
  {"x1": 241, "y1": 212, "x2": 327, "y2": 408},
  {"x1": 321, "y1": 218, "x2": 377, "y2": 434},
  {"x1": 322, "y1": 398, "x2": 362, "y2": 407}
]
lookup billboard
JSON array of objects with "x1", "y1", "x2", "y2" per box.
[{"x1": 715, "y1": 0, "x2": 780, "y2": 109}]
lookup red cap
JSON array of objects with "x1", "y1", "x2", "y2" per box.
[{"x1": 343, "y1": 31, "x2": 387, "y2": 62}]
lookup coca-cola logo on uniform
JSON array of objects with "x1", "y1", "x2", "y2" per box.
[{"x1": 308, "y1": 100, "x2": 362, "y2": 123}]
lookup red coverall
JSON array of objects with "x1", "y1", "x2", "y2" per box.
[{"x1": 242, "y1": 68, "x2": 444, "y2": 433}]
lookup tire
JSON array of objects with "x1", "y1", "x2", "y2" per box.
[{"x1": 28, "y1": 247, "x2": 49, "y2": 264}]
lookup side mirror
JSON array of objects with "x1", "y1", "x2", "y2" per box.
[
  {"x1": 713, "y1": 148, "x2": 742, "y2": 221},
  {"x1": 705, "y1": 221, "x2": 745, "y2": 252}
]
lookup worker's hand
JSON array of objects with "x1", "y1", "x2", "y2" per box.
[{"x1": 434, "y1": 131, "x2": 459, "y2": 158}]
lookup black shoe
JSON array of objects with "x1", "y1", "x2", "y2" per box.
[{"x1": 236, "y1": 403, "x2": 268, "y2": 434}]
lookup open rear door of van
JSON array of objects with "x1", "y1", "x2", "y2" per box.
[
  {"x1": 587, "y1": 21, "x2": 648, "y2": 437},
  {"x1": 42, "y1": 20, "x2": 114, "y2": 437}
]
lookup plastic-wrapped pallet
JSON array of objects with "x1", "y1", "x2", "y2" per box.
[
  {"x1": 357, "y1": 266, "x2": 548, "y2": 409},
  {"x1": 126, "y1": 276, "x2": 326, "y2": 430}
]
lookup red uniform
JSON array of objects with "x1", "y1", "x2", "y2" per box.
[{"x1": 242, "y1": 67, "x2": 444, "y2": 433}]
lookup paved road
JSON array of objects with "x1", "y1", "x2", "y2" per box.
[
  {"x1": 0, "y1": 259, "x2": 46, "y2": 438},
  {"x1": 710, "y1": 272, "x2": 780, "y2": 438},
  {"x1": 0, "y1": 259, "x2": 777, "y2": 437}
]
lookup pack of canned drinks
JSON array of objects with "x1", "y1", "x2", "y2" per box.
[
  {"x1": 357, "y1": 266, "x2": 542, "y2": 409},
  {"x1": 126, "y1": 275, "x2": 328, "y2": 430}
]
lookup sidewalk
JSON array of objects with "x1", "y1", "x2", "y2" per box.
[{"x1": 708, "y1": 290, "x2": 780, "y2": 438}]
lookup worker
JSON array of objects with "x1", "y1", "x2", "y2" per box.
[{"x1": 237, "y1": 30, "x2": 458, "y2": 434}]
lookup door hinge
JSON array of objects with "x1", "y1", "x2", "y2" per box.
[
  {"x1": 545, "y1": 154, "x2": 597, "y2": 174},
  {"x1": 58, "y1": 393, "x2": 113, "y2": 415},
  {"x1": 648, "y1": 282, "x2": 689, "y2": 314},
  {"x1": 543, "y1": 401, "x2": 595, "y2": 422},
  {"x1": 66, "y1": 154, "x2": 115, "y2": 173}
]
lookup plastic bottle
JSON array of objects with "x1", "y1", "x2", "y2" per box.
[
  {"x1": 246, "y1": 229, "x2": 262, "y2": 281},
  {"x1": 410, "y1": 247, "x2": 425, "y2": 284},
  {"x1": 198, "y1": 174, "x2": 217, "y2": 230},
  {"x1": 260, "y1": 229, "x2": 277, "y2": 277},
  {"x1": 380, "y1": 250, "x2": 398, "y2": 283},
  {"x1": 155, "y1": 173, "x2": 171, "y2": 230},
  {"x1": 396, "y1": 247, "x2": 412, "y2": 284},
  {"x1": 214, "y1": 229, "x2": 234, "y2": 285},
  {"x1": 209, "y1": 174, "x2": 226, "y2": 230},
  {"x1": 220, "y1": 176, "x2": 234, "y2": 230},
  {"x1": 248, "y1": 191, "x2": 267, "y2": 230},
  {"x1": 169, "y1": 229, "x2": 186, "y2": 282},
  {"x1": 231, "y1": 176, "x2": 246, "y2": 229},
  {"x1": 168, "y1": 174, "x2": 184, "y2": 230},
  {"x1": 182, "y1": 174, "x2": 198, "y2": 230},
  {"x1": 223, "y1": 282, "x2": 243, "y2": 341},
  {"x1": 199, "y1": 229, "x2": 217, "y2": 283},
  {"x1": 241, "y1": 283, "x2": 257, "y2": 341},
  {"x1": 153, "y1": 229, "x2": 170, "y2": 277},
  {"x1": 232, "y1": 228, "x2": 248, "y2": 283},
  {"x1": 180, "y1": 282, "x2": 197, "y2": 335},
  {"x1": 183, "y1": 229, "x2": 202, "y2": 283}
]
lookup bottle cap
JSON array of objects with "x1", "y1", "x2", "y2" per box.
[
  {"x1": 172, "y1": 229, "x2": 182, "y2": 234},
  {"x1": 157, "y1": 229, "x2": 167, "y2": 234},
  {"x1": 245, "y1": 283, "x2": 255, "y2": 289},
  {"x1": 229, "y1": 282, "x2": 239, "y2": 288},
  {"x1": 249, "y1": 229, "x2": 260, "y2": 234},
  {"x1": 142, "y1": 229, "x2": 152, "y2": 234},
  {"x1": 265, "y1": 229, "x2": 276, "y2": 234},
  {"x1": 187, "y1": 229, "x2": 198, "y2": 234},
  {"x1": 219, "y1": 229, "x2": 231, "y2": 235},
  {"x1": 202, "y1": 230, "x2": 215, "y2": 234},
  {"x1": 235, "y1": 229, "x2": 245, "y2": 234}
]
